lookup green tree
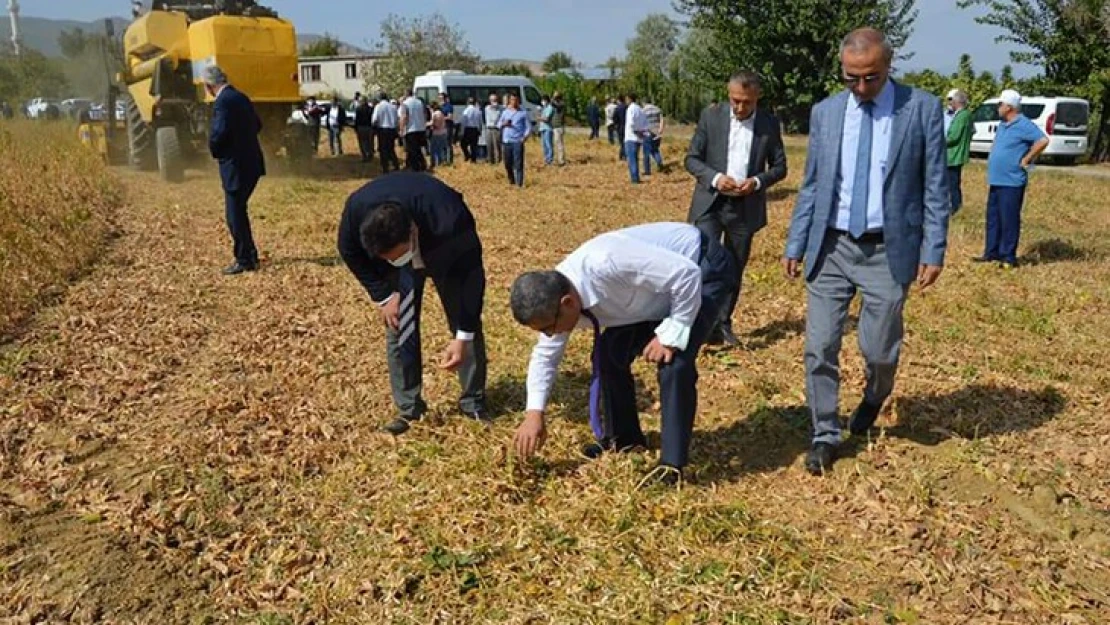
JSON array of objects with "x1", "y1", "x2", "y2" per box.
[
  {"x1": 675, "y1": 0, "x2": 919, "y2": 131},
  {"x1": 301, "y1": 33, "x2": 342, "y2": 57},
  {"x1": 0, "y1": 51, "x2": 69, "y2": 103},
  {"x1": 542, "y1": 51, "x2": 575, "y2": 74},
  {"x1": 481, "y1": 63, "x2": 534, "y2": 78},
  {"x1": 58, "y1": 28, "x2": 90, "y2": 59},
  {"x1": 374, "y1": 13, "x2": 480, "y2": 97}
]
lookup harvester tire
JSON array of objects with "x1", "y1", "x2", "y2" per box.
[
  {"x1": 126, "y1": 100, "x2": 156, "y2": 171},
  {"x1": 156, "y1": 126, "x2": 185, "y2": 183}
]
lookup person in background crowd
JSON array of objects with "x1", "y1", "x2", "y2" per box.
[
  {"x1": 354, "y1": 95, "x2": 374, "y2": 163},
  {"x1": 550, "y1": 92, "x2": 567, "y2": 166},
  {"x1": 944, "y1": 89, "x2": 973, "y2": 215},
  {"x1": 460, "y1": 97, "x2": 483, "y2": 163},
  {"x1": 605, "y1": 97, "x2": 618, "y2": 145},
  {"x1": 430, "y1": 103, "x2": 451, "y2": 168},
  {"x1": 327, "y1": 95, "x2": 346, "y2": 156},
  {"x1": 586, "y1": 97, "x2": 601, "y2": 140},
  {"x1": 484, "y1": 93, "x2": 504, "y2": 165},
  {"x1": 439, "y1": 92, "x2": 455, "y2": 164},
  {"x1": 304, "y1": 96, "x2": 324, "y2": 154},
  {"x1": 642, "y1": 99, "x2": 666, "y2": 171},
  {"x1": 613, "y1": 96, "x2": 628, "y2": 160},
  {"x1": 975, "y1": 89, "x2": 1049, "y2": 269},
  {"x1": 539, "y1": 95, "x2": 554, "y2": 166},
  {"x1": 499, "y1": 92, "x2": 531, "y2": 187},
  {"x1": 371, "y1": 91, "x2": 400, "y2": 173},
  {"x1": 399, "y1": 89, "x2": 428, "y2": 172},
  {"x1": 783, "y1": 28, "x2": 950, "y2": 475},
  {"x1": 685, "y1": 70, "x2": 788, "y2": 347},
  {"x1": 623, "y1": 93, "x2": 651, "y2": 183},
  {"x1": 204, "y1": 65, "x2": 265, "y2": 276}
]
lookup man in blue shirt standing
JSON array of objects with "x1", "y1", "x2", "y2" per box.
[
  {"x1": 975, "y1": 89, "x2": 1048, "y2": 268},
  {"x1": 499, "y1": 93, "x2": 532, "y2": 187}
]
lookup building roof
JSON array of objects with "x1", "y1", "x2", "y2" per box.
[{"x1": 299, "y1": 54, "x2": 387, "y2": 63}]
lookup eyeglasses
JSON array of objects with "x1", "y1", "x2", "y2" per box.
[
  {"x1": 539, "y1": 306, "x2": 562, "y2": 336},
  {"x1": 842, "y1": 73, "x2": 883, "y2": 86}
]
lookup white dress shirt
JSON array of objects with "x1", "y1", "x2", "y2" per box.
[
  {"x1": 833, "y1": 79, "x2": 895, "y2": 232},
  {"x1": 624, "y1": 102, "x2": 648, "y2": 143},
  {"x1": 399, "y1": 97, "x2": 427, "y2": 135},
  {"x1": 376, "y1": 236, "x2": 474, "y2": 342},
  {"x1": 711, "y1": 112, "x2": 762, "y2": 191},
  {"x1": 525, "y1": 222, "x2": 704, "y2": 412},
  {"x1": 371, "y1": 100, "x2": 398, "y2": 129},
  {"x1": 461, "y1": 104, "x2": 483, "y2": 129}
]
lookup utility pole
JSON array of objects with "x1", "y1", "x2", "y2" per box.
[{"x1": 8, "y1": 0, "x2": 21, "y2": 57}]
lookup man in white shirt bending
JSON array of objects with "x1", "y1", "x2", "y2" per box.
[{"x1": 509, "y1": 222, "x2": 737, "y2": 486}]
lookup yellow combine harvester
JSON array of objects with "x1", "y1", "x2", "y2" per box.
[{"x1": 120, "y1": 1, "x2": 312, "y2": 182}]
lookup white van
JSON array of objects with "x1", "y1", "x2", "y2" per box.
[
  {"x1": 969, "y1": 96, "x2": 1089, "y2": 164},
  {"x1": 412, "y1": 71, "x2": 545, "y2": 123}
]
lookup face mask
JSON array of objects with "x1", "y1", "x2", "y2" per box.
[{"x1": 389, "y1": 249, "x2": 414, "y2": 267}]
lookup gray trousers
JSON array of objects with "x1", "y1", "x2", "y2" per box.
[
  {"x1": 484, "y1": 127, "x2": 502, "y2": 164},
  {"x1": 385, "y1": 269, "x2": 487, "y2": 417},
  {"x1": 805, "y1": 231, "x2": 909, "y2": 446}
]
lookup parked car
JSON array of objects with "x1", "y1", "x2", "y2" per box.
[
  {"x1": 25, "y1": 97, "x2": 61, "y2": 119},
  {"x1": 413, "y1": 71, "x2": 545, "y2": 123},
  {"x1": 61, "y1": 98, "x2": 94, "y2": 120},
  {"x1": 970, "y1": 96, "x2": 1090, "y2": 165}
]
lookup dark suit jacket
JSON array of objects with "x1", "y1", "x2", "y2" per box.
[
  {"x1": 337, "y1": 172, "x2": 485, "y2": 333},
  {"x1": 684, "y1": 106, "x2": 787, "y2": 232},
  {"x1": 208, "y1": 85, "x2": 265, "y2": 192}
]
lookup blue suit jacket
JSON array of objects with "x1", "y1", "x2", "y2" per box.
[
  {"x1": 208, "y1": 85, "x2": 265, "y2": 192},
  {"x1": 785, "y1": 81, "x2": 950, "y2": 285}
]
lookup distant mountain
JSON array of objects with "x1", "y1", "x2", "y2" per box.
[
  {"x1": 0, "y1": 16, "x2": 129, "y2": 57},
  {"x1": 0, "y1": 15, "x2": 367, "y2": 58}
]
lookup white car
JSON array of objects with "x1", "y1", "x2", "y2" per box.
[
  {"x1": 970, "y1": 96, "x2": 1089, "y2": 165},
  {"x1": 413, "y1": 70, "x2": 545, "y2": 123},
  {"x1": 25, "y1": 97, "x2": 60, "y2": 119}
]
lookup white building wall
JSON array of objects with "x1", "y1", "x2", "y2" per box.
[{"x1": 298, "y1": 57, "x2": 385, "y2": 100}]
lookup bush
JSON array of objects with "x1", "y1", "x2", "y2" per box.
[{"x1": 0, "y1": 120, "x2": 122, "y2": 336}]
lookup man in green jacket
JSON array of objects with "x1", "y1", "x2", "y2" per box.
[{"x1": 945, "y1": 89, "x2": 973, "y2": 214}]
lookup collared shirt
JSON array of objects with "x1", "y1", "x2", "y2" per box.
[
  {"x1": 944, "y1": 108, "x2": 955, "y2": 134},
  {"x1": 833, "y1": 79, "x2": 896, "y2": 232},
  {"x1": 399, "y1": 96, "x2": 427, "y2": 135},
  {"x1": 525, "y1": 222, "x2": 704, "y2": 412},
  {"x1": 987, "y1": 114, "x2": 1045, "y2": 187},
  {"x1": 642, "y1": 104, "x2": 662, "y2": 135},
  {"x1": 604, "y1": 102, "x2": 616, "y2": 125},
  {"x1": 371, "y1": 100, "x2": 398, "y2": 129},
  {"x1": 539, "y1": 103, "x2": 553, "y2": 131},
  {"x1": 711, "y1": 111, "x2": 760, "y2": 191},
  {"x1": 484, "y1": 103, "x2": 504, "y2": 128},
  {"x1": 624, "y1": 102, "x2": 648, "y2": 143},
  {"x1": 461, "y1": 104, "x2": 483, "y2": 129},
  {"x1": 499, "y1": 107, "x2": 531, "y2": 143}
]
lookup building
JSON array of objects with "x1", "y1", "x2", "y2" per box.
[{"x1": 297, "y1": 54, "x2": 388, "y2": 100}]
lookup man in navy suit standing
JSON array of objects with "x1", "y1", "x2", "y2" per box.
[{"x1": 205, "y1": 65, "x2": 265, "y2": 275}]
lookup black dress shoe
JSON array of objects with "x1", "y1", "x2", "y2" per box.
[
  {"x1": 805, "y1": 443, "x2": 837, "y2": 476},
  {"x1": 848, "y1": 400, "x2": 883, "y2": 435},
  {"x1": 581, "y1": 442, "x2": 607, "y2": 459},
  {"x1": 461, "y1": 409, "x2": 492, "y2": 423},
  {"x1": 222, "y1": 262, "x2": 258, "y2": 275},
  {"x1": 382, "y1": 415, "x2": 418, "y2": 435},
  {"x1": 971, "y1": 255, "x2": 998, "y2": 263},
  {"x1": 718, "y1": 325, "x2": 741, "y2": 347},
  {"x1": 704, "y1": 329, "x2": 725, "y2": 346}
]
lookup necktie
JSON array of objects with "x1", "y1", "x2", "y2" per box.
[
  {"x1": 395, "y1": 264, "x2": 419, "y2": 366},
  {"x1": 581, "y1": 309, "x2": 604, "y2": 440},
  {"x1": 849, "y1": 101, "x2": 875, "y2": 239}
]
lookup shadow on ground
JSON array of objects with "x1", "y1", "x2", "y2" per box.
[
  {"x1": 1022, "y1": 238, "x2": 1096, "y2": 265},
  {"x1": 889, "y1": 383, "x2": 1067, "y2": 445}
]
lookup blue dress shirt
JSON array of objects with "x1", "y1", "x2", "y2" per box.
[{"x1": 832, "y1": 79, "x2": 895, "y2": 232}]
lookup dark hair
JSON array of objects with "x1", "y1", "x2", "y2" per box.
[
  {"x1": 626, "y1": 92, "x2": 638, "y2": 102},
  {"x1": 359, "y1": 201, "x2": 412, "y2": 256},
  {"x1": 729, "y1": 70, "x2": 762, "y2": 90},
  {"x1": 510, "y1": 271, "x2": 572, "y2": 325}
]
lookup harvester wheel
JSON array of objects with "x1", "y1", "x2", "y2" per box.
[
  {"x1": 126, "y1": 100, "x2": 156, "y2": 171},
  {"x1": 156, "y1": 126, "x2": 186, "y2": 183}
]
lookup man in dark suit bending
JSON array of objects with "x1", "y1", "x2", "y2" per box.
[
  {"x1": 685, "y1": 71, "x2": 787, "y2": 345},
  {"x1": 205, "y1": 65, "x2": 265, "y2": 275},
  {"x1": 337, "y1": 172, "x2": 489, "y2": 434}
]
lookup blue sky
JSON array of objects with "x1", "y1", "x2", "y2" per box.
[{"x1": 28, "y1": 0, "x2": 1037, "y2": 77}]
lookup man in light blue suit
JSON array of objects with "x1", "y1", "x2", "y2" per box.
[{"x1": 783, "y1": 28, "x2": 950, "y2": 475}]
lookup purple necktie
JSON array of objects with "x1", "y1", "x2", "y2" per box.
[{"x1": 581, "y1": 309, "x2": 604, "y2": 440}]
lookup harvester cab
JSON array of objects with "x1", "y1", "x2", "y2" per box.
[{"x1": 120, "y1": 0, "x2": 311, "y2": 182}]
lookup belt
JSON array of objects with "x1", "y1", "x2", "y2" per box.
[{"x1": 833, "y1": 229, "x2": 884, "y2": 244}]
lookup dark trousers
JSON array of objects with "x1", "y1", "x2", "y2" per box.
[
  {"x1": 376, "y1": 128, "x2": 400, "y2": 172},
  {"x1": 224, "y1": 177, "x2": 259, "y2": 266},
  {"x1": 384, "y1": 265, "x2": 488, "y2": 417},
  {"x1": 607, "y1": 124, "x2": 616, "y2": 145},
  {"x1": 693, "y1": 202, "x2": 755, "y2": 332},
  {"x1": 461, "y1": 127, "x2": 480, "y2": 162},
  {"x1": 984, "y1": 184, "x2": 1027, "y2": 264},
  {"x1": 403, "y1": 132, "x2": 428, "y2": 172},
  {"x1": 356, "y1": 126, "x2": 374, "y2": 161},
  {"x1": 503, "y1": 141, "x2": 524, "y2": 186},
  {"x1": 597, "y1": 234, "x2": 737, "y2": 468},
  {"x1": 308, "y1": 122, "x2": 321, "y2": 153},
  {"x1": 947, "y1": 165, "x2": 963, "y2": 214},
  {"x1": 589, "y1": 121, "x2": 600, "y2": 140}
]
